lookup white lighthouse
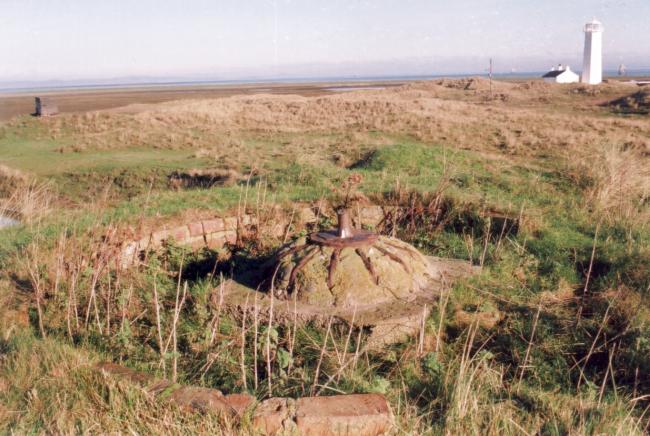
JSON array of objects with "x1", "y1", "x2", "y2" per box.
[{"x1": 581, "y1": 19, "x2": 603, "y2": 85}]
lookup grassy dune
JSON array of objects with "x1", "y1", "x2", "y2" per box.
[{"x1": 0, "y1": 79, "x2": 649, "y2": 434}]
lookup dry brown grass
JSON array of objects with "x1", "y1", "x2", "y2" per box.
[
  {"x1": 32, "y1": 79, "x2": 648, "y2": 163},
  {"x1": 540, "y1": 278, "x2": 577, "y2": 307},
  {"x1": 583, "y1": 145, "x2": 650, "y2": 225},
  {"x1": 0, "y1": 164, "x2": 53, "y2": 225},
  {"x1": 0, "y1": 164, "x2": 29, "y2": 198}
]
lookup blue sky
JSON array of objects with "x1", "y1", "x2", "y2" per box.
[{"x1": 1, "y1": 0, "x2": 648, "y2": 82}]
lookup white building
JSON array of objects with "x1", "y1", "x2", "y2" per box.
[
  {"x1": 542, "y1": 64, "x2": 580, "y2": 84},
  {"x1": 582, "y1": 19, "x2": 603, "y2": 84}
]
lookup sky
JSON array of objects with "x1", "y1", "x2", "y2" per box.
[{"x1": 1, "y1": 0, "x2": 649, "y2": 83}]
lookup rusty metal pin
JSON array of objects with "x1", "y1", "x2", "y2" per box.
[
  {"x1": 309, "y1": 208, "x2": 377, "y2": 248},
  {"x1": 337, "y1": 209, "x2": 353, "y2": 238}
]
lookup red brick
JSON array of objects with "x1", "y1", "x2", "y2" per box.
[
  {"x1": 202, "y1": 218, "x2": 225, "y2": 234},
  {"x1": 224, "y1": 217, "x2": 238, "y2": 230},
  {"x1": 223, "y1": 393, "x2": 255, "y2": 416},
  {"x1": 188, "y1": 235, "x2": 207, "y2": 250},
  {"x1": 253, "y1": 397, "x2": 295, "y2": 434},
  {"x1": 188, "y1": 221, "x2": 204, "y2": 237},
  {"x1": 151, "y1": 229, "x2": 171, "y2": 246},
  {"x1": 169, "y1": 226, "x2": 190, "y2": 242},
  {"x1": 225, "y1": 231, "x2": 237, "y2": 244},
  {"x1": 295, "y1": 394, "x2": 393, "y2": 436},
  {"x1": 241, "y1": 214, "x2": 254, "y2": 226},
  {"x1": 206, "y1": 233, "x2": 226, "y2": 249},
  {"x1": 167, "y1": 386, "x2": 231, "y2": 415},
  {"x1": 137, "y1": 235, "x2": 152, "y2": 251},
  {"x1": 205, "y1": 231, "x2": 236, "y2": 247}
]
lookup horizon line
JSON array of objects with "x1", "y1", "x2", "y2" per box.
[{"x1": 3, "y1": 68, "x2": 650, "y2": 94}]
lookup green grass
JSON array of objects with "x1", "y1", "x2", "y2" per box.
[{"x1": 0, "y1": 138, "x2": 208, "y2": 184}]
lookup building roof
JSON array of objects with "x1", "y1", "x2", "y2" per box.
[{"x1": 542, "y1": 70, "x2": 566, "y2": 78}]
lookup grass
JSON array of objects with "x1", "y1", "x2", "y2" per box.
[{"x1": 0, "y1": 78, "x2": 649, "y2": 433}]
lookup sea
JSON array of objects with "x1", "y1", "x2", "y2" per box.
[{"x1": 3, "y1": 70, "x2": 649, "y2": 95}]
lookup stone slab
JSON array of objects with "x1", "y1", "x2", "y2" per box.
[{"x1": 359, "y1": 206, "x2": 385, "y2": 227}]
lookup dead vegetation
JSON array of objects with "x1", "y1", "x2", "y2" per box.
[
  {"x1": 0, "y1": 164, "x2": 29, "y2": 197},
  {"x1": 0, "y1": 165, "x2": 53, "y2": 225},
  {"x1": 585, "y1": 145, "x2": 650, "y2": 224}
]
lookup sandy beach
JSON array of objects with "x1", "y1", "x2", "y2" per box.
[{"x1": 0, "y1": 81, "x2": 403, "y2": 122}]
